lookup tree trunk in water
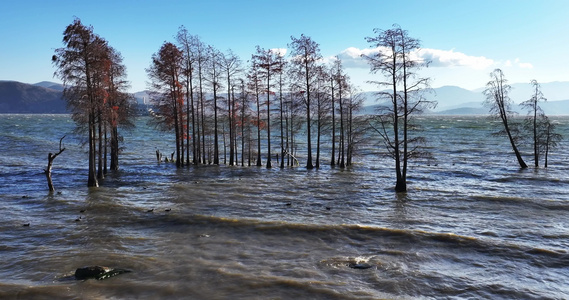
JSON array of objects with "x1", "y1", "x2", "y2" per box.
[
  {"x1": 338, "y1": 93, "x2": 345, "y2": 168},
  {"x1": 533, "y1": 104, "x2": 538, "y2": 167},
  {"x1": 110, "y1": 125, "x2": 119, "y2": 171},
  {"x1": 279, "y1": 76, "x2": 285, "y2": 169},
  {"x1": 97, "y1": 112, "x2": 104, "y2": 180},
  {"x1": 103, "y1": 122, "x2": 107, "y2": 175},
  {"x1": 241, "y1": 90, "x2": 246, "y2": 167},
  {"x1": 315, "y1": 94, "x2": 321, "y2": 169},
  {"x1": 256, "y1": 92, "x2": 262, "y2": 167},
  {"x1": 228, "y1": 83, "x2": 234, "y2": 166},
  {"x1": 395, "y1": 176, "x2": 406, "y2": 193},
  {"x1": 45, "y1": 164, "x2": 55, "y2": 192},
  {"x1": 213, "y1": 83, "x2": 219, "y2": 165},
  {"x1": 504, "y1": 120, "x2": 528, "y2": 168},
  {"x1": 305, "y1": 98, "x2": 313, "y2": 169},
  {"x1": 330, "y1": 81, "x2": 335, "y2": 167},
  {"x1": 88, "y1": 112, "x2": 99, "y2": 187},
  {"x1": 173, "y1": 100, "x2": 181, "y2": 167},
  {"x1": 45, "y1": 136, "x2": 65, "y2": 192},
  {"x1": 266, "y1": 94, "x2": 272, "y2": 169}
]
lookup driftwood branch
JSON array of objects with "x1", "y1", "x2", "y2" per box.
[{"x1": 45, "y1": 135, "x2": 66, "y2": 192}]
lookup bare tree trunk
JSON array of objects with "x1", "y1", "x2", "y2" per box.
[
  {"x1": 501, "y1": 110, "x2": 528, "y2": 168},
  {"x1": 213, "y1": 91, "x2": 219, "y2": 165},
  {"x1": 88, "y1": 111, "x2": 98, "y2": 187},
  {"x1": 222, "y1": 123, "x2": 227, "y2": 164},
  {"x1": 103, "y1": 121, "x2": 108, "y2": 175},
  {"x1": 330, "y1": 79, "x2": 336, "y2": 167},
  {"x1": 315, "y1": 92, "x2": 321, "y2": 169},
  {"x1": 97, "y1": 111, "x2": 104, "y2": 179},
  {"x1": 279, "y1": 75, "x2": 285, "y2": 169},
  {"x1": 266, "y1": 75, "x2": 272, "y2": 168},
  {"x1": 228, "y1": 81, "x2": 234, "y2": 166},
  {"x1": 241, "y1": 85, "x2": 246, "y2": 167},
  {"x1": 45, "y1": 136, "x2": 66, "y2": 192},
  {"x1": 338, "y1": 90, "x2": 345, "y2": 168},
  {"x1": 256, "y1": 87, "x2": 262, "y2": 166}
]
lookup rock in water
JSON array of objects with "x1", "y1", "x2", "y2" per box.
[
  {"x1": 349, "y1": 263, "x2": 373, "y2": 269},
  {"x1": 74, "y1": 266, "x2": 131, "y2": 280}
]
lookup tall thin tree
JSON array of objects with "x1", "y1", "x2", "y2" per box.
[
  {"x1": 289, "y1": 34, "x2": 322, "y2": 169},
  {"x1": 483, "y1": 69, "x2": 528, "y2": 168},
  {"x1": 520, "y1": 79, "x2": 547, "y2": 167},
  {"x1": 363, "y1": 25, "x2": 434, "y2": 192},
  {"x1": 253, "y1": 46, "x2": 284, "y2": 168}
]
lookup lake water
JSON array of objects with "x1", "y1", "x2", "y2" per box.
[{"x1": 0, "y1": 114, "x2": 568, "y2": 299}]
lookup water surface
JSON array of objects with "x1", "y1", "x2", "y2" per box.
[{"x1": 0, "y1": 114, "x2": 568, "y2": 299}]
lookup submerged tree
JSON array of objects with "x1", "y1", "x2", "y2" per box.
[
  {"x1": 221, "y1": 50, "x2": 242, "y2": 166},
  {"x1": 541, "y1": 118, "x2": 562, "y2": 168},
  {"x1": 248, "y1": 59, "x2": 264, "y2": 166},
  {"x1": 346, "y1": 89, "x2": 365, "y2": 166},
  {"x1": 518, "y1": 80, "x2": 564, "y2": 168},
  {"x1": 106, "y1": 47, "x2": 135, "y2": 171},
  {"x1": 289, "y1": 34, "x2": 322, "y2": 169},
  {"x1": 146, "y1": 42, "x2": 185, "y2": 167},
  {"x1": 331, "y1": 58, "x2": 349, "y2": 168},
  {"x1": 253, "y1": 46, "x2": 284, "y2": 168},
  {"x1": 520, "y1": 79, "x2": 547, "y2": 167},
  {"x1": 53, "y1": 18, "x2": 133, "y2": 187},
  {"x1": 44, "y1": 136, "x2": 66, "y2": 192},
  {"x1": 275, "y1": 52, "x2": 288, "y2": 169},
  {"x1": 53, "y1": 19, "x2": 100, "y2": 187},
  {"x1": 483, "y1": 69, "x2": 528, "y2": 168},
  {"x1": 363, "y1": 25, "x2": 434, "y2": 192},
  {"x1": 176, "y1": 26, "x2": 197, "y2": 165},
  {"x1": 206, "y1": 46, "x2": 223, "y2": 165}
]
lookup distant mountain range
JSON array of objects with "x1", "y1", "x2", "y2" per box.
[
  {"x1": 431, "y1": 82, "x2": 569, "y2": 115},
  {"x1": 0, "y1": 81, "x2": 67, "y2": 113},
  {"x1": 1, "y1": 80, "x2": 569, "y2": 115},
  {"x1": 360, "y1": 81, "x2": 569, "y2": 115}
]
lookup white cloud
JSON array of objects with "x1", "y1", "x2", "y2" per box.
[
  {"x1": 333, "y1": 47, "x2": 496, "y2": 70},
  {"x1": 335, "y1": 47, "x2": 382, "y2": 68},
  {"x1": 270, "y1": 48, "x2": 287, "y2": 57},
  {"x1": 503, "y1": 58, "x2": 533, "y2": 69},
  {"x1": 514, "y1": 58, "x2": 533, "y2": 69},
  {"x1": 415, "y1": 48, "x2": 495, "y2": 70}
]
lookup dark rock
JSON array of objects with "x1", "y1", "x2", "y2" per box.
[
  {"x1": 349, "y1": 263, "x2": 373, "y2": 269},
  {"x1": 74, "y1": 266, "x2": 131, "y2": 280}
]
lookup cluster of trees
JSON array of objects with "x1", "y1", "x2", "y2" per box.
[
  {"x1": 146, "y1": 27, "x2": 365, "y2": 171},
  {"x1": 52, "y1": 18, "x2": 136, "y2": 187},
  {"x1": 484, "y1": 69, "x2": 562, "y2": 169},
  {"x1": 52, "y1": 19, "x2": 562, "y2": 193}
]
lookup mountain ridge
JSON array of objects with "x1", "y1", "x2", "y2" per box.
[
  {"x1": 1, "y1": 80, "x2": 568, "y2": 115},
  {"x1": 0, "y1": 80, "x2": 67, "y2": 113}
]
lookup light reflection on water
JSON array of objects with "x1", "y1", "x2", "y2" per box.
[{"x1": 0, "y1": 114, "x2": 568, "y2": 299}]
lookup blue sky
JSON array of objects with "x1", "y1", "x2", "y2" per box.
[{"x1": 1, "y1": 0, "x2": 568, "y2": 93}]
